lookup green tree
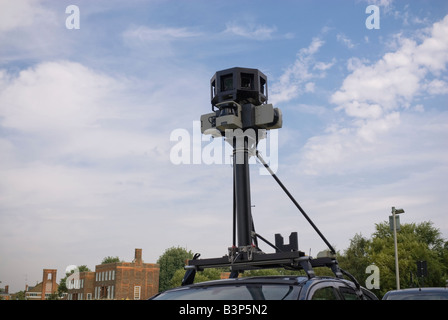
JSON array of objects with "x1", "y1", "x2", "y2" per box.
[
  {"x1": 157, "y1": 247, "x2": 193, "y2": 292},
  {"x1": 58, "y1": 265, "x2": 91, "y2": 297},
  {"x1": 46, "y1": 292, "x2": 59, "y2": 300},
  {"x1": 170, "y1": 268, "x2": 223, "y2": 288},
  {"x1": 242, "y1": 268, "x2": 308, "y2": 277},
  {"x1": 14, "y1": 291, "x2": 26, "y2": 300},
  {"x1": 101, "y1": 256, "x2": 121, "y2": 264},
  {"x1": 339, "y1": 220, "x2": 447, "y2": 298},
  {"x1": 337, "y1": 233, "x2": 373, "y2": 287}
]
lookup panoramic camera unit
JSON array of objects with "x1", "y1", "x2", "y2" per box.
[
  {"x1": 182, "y1": 67, "x2": 362, "y2": 298},
  {"x1": 200, "y1": 67, "x2": 282, "y2": 135}
]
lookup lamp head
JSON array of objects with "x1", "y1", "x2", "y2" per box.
[{"x1": 392, "y1": 207, "x2": 405, "y2": 214}]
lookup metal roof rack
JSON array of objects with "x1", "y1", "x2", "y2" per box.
[{"x1": 182, "y1": 248, "x2": 362, "y2": 295}]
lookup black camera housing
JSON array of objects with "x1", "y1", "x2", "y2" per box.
[{"x1": 211, "y1": 67, "x2": 268, "y2": 107}]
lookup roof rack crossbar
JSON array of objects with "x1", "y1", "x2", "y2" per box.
[{"x1": 182, "y1": 250, "x2": 346, "y2": 285}]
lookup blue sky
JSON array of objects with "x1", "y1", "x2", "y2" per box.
[{"x1": 1, "y1": 0, "x2": 447, "y2": 292}]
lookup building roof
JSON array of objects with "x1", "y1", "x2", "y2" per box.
[{"x1": 26, "y1": 281, "x2": 59, "y2": 293}]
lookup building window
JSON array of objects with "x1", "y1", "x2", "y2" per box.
[
  {"x1": 87, "y1": 293, "x2": 92, "y2": 300},
  {"x1": 100, "y1": 286, "x2": 108, "y2": 299},
  {"x1": 134, "y1": 286, "x2": 141, "y2": 300}
]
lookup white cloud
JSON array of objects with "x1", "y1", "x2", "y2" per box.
[
  {"x1": 0, "y1": 0, "x2": 54, "y2": 32},
  {"x1": 346, "y1": 57, "x2": 370, "y2": 72},
  {"x1": 365, "y1": 0, "x2": 395, "y2": 12},
  {"x1": 123, "y1": 25, "x2": 201, "y2": 42},
  {"x1": 314, "y1": 60, "x2": 336, "y2": 71},
  {"x1": 0, "y1": 61, "x2": 168, "y2": 212},
  {"x1": 223, "y1": 21, "x2": 277, "y2": 40},
  {"x1": 121, "y1": 25, "x2": 204, "y2": 58},
  {"x1": 0, "y1": 60, "x2": 212, "y2": 219},
  {"x1": 336, "y1": 33, "x2": 355, "y2": 49},
  {"x1": 332, "y1": 15, "x2": 448, "y2": 118},
  {"x1": 0, "y1": 1, "x2": 69, "y2": 63},
  {"x1": 367, "y1": 0, "x2": 394, "y2": 6},
  {"x1": 0, "y1": 61, "x2": 117, "y2": 133},
  {"x1": 270, "y1": 38, "x2": 334, "y2": 104},
  {"x1": 304, "y1": 82, "x2": 315, "y2": 93},
  {"x1": 1, "y1": 61, "x2": 170, "y2": 171},
  {"x1": 0, "y1": 60, "x2": 223, "y2": 291},
  {"x1": 425, "y1": 79, "x2": 448, "y2": 95},
  {"x1": 300, "y1": 15, "x2": 448, "y2": 175}
]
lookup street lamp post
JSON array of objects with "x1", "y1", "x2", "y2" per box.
[{"x1": 391, "y1": 206, "x2": 405, "y2": 290}]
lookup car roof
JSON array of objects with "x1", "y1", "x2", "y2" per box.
[
  {"x1": 181, "y1": 275, "x2": 309, "y2": 287},
  {"x1": 383, "y1": 287, "x2": 448, "y2": 299},
  {"x1": 171, "y1": 275, "x2": 362, "y2": 290},
  {"x1": 152, "y1": 275, "x2": 379, "y2": 300},
  {"x1": 386, "y1": 287, "x2": 448, "y2": 293}
]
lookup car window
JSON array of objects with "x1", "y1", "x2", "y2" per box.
[
  {"x1": 310, "y1": 286, "x2": 340, "y2": 300},
  {"x1": 361, "y1": 288, "x2": 378, "y2": 300},
  {"x1": 154, "y1": 284, "x2": 298, "y2": 300},
  {"x1": 339, "y1": 287, "x2": 360, "y2": 300}
]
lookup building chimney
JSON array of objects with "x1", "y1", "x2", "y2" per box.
[
  {"x1": 5, "y1": 285, "x2": 8, "y2": 294},
  {"x1": 134, "y1": 248, "x2": 143, "y2": 265}
]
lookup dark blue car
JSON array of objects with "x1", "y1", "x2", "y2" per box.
[
  {"x1": 151, "y1": 275, "x2": 378, "y2": 300},
  {"x1": 383, "y1": 287, "x2": 448, "y2": 300}
]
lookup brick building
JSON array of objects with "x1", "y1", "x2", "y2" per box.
[
  {"x1": 0, "y1": 285, "x2": 10, "y2": 300},
  {"x1": 67, "y1": 248, "x2": 159, "y2": 300},
  {"x1": 25, "y1": 269, "x2": 59, "y2": 300},
  {"x1": 66, "y1": 271, "x2": 95, "y2": 300}
]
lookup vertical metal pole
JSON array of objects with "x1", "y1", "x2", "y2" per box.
[
  {"x1": 233, "y1": 136, "x2": 252, "y2": 247},
  {"x1": 232, "y1": 138, "x2": 238, "y2": 247},
  {"x1": 392, "y1": 207, "x2": 400, "y2": 290}
]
